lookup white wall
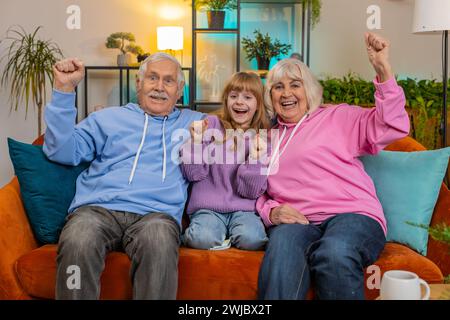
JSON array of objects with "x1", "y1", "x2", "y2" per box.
[
  {"x1": 311, "y1": 0, "x2": 442, "y2": 80},
  {"x1": 0, "y1": 0, "x2": 444, "y2": 186}
]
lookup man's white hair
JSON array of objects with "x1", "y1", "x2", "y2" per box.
[{"x1": 138, "y1": 52, "x2": 185, "y2": 85}]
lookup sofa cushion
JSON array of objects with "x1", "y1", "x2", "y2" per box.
[
  {"x1": 7, "y1": 138, "x2": 89, "y2": 244},
  {"x1": 15, "y1": 245, "x2": 265, "y2": 300},
  {"x1": 15, "y1": 245, "x2": 132, "y2": 300},
  {"x1": 360, "y1": 148, "x2": 450, "y2": 255},
  {"x1": 177, "y1": 247, "x2": 264, "y2": 299},
  {"x1": 15, "y1": 243, "x2": 442, "y2": 300}
]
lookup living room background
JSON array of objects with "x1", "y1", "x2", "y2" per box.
[{"x1": 0, "y1": 0, "x2": 443, "y2": 186}]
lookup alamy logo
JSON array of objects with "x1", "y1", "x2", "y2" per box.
[
  {"x1": 170, "y1": 128, "x2": 281, "y2": 175},
  {"x1": 366, "y1": 265, "x2": 381, "y2": 290},
  {"x1": 66, "y1": 265, "x2": 81, "y2": 290},
  {"x1": 366, "y1": 5, "x2": 381, "y2": 30},
  {"x1": 66, "y1": 5, "x2": 81, "y2": 30}
]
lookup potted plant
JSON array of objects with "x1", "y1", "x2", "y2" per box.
[
  {"x1": 195, "y1": 0, "x2": 238, "y2": 29},
  {"x1": 242, "y1": 30, "x2": 292, "y2": 71},
  {"x1": 1, "y1": 26, "x2": 63, "y2": 136},
  {"x1": 105, "y1": 32, "x2": 143, "y2": 66},
  {"x1": 308, "y1": 0, "x2": 322, "y2": 27},
  {"x1": 428, "y1": 223, "x2": 450, "y2": 283},
  {"x1": 137, "y1": 51, "x2": 151, "y2": 63},
  {"x1": 409, "y1": 222, "x2": 450, "y2": 283}
]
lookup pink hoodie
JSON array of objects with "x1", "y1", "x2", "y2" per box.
[{"x1": 256, "y1": 77, "x2": 410, "y2": 234}]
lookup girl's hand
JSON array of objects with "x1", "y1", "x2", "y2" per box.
[
  {"x1": 250, "y1": 133, "x2": 268, "y2": 160},
  {"x1": 189, "y1": 118, "x2": 209, "y2": 144},
  {"x1": 269, "y1": 204, "x2": 309, "y2": 225},
  {"x1": 365, "y1": 32, "x2": 393, "y2": 83}
]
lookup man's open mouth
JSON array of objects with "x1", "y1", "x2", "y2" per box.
[{"x1": 148, "y1": 94, "x2": 168, "y2": 101}]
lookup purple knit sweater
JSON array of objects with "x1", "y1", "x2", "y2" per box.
[{"x1": 180, "y1": 115, "x2": 268, "y2": 215}]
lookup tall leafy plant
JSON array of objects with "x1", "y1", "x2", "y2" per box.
[
  {"x1": 408, "y1": 222, "x2": 450, "y2": 284},
  {"x1": 398, "y1": 78, "x2": 443, "y2": 149},
  {"x1": 1, "y1": 26, "x2": 63, "y2": 135}
]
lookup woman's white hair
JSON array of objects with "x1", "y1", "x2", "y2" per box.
[
  {"x1": 264, "y1": 58, "x2": 323, "y2": 118},
  {"x1": 138, "y1": 52, "x2": 185, "y2": 85}
]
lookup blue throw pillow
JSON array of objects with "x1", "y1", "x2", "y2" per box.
[
  {"x1": 360, "y1": 148, "x2": 450, "y2": 255},
  {"x1": 7, "y1": 138, "x2": 89, "y2": 244}
]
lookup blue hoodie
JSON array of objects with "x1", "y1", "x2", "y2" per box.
[{"x1": 43, "y1": 90, "x2": 204, "y2": 225}]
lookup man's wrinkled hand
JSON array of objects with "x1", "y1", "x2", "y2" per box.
[{"x1": 53, "y1": 58, "x2": 85, "y2": 93}]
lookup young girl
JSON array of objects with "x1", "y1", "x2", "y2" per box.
[{"x1": 180, "y1": 72, "x2": 270, "y2": 251}]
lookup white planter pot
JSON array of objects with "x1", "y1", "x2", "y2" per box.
[{"x1": 117, "y1": 53, "x2": 132, "y2": 66}]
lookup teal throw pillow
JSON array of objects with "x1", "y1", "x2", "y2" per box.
[
  {"x1": 360, "y1": 148, "x2": 450, "y2": 255},
  {"x1": 7, "y1": 138, "x2": 89, "y2": 244}
]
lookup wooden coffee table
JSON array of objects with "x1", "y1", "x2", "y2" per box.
[{"x1": 428, "y1": 284, "x2": 450, "y2": 300}]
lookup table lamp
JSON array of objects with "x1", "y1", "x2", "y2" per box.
[{"x1": 157, "y1": 26, "x2": 184, "y2": 64}]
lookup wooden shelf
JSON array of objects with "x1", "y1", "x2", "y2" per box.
[
  {"x1": 194, "y1": 101, "x2": 222, "y2": 105},
  {"x1": 242, "y1": 0, "x2": 304, "y2": 3},
  {"x1": 194, "y1": 28, "x2": 239, "y2": 33}
]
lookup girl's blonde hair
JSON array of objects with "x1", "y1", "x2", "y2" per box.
[
  {"x1": 264, "y1": 58, "x2": 323, "y2": 118},
  {"x1": 218, "y1": 71, "x2": 270, "y2": 132}
]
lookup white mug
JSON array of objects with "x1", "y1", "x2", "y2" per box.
[{"x1": 380, "y1": 270, "x2": 430, "y2": 300}]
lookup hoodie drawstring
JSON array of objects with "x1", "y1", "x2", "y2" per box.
[
  {"x1": 162, "y1": 116, "x2": 168, "y2": 182},
  {"x1": 266, "y1": 112, "x2": 309, "y2": 176},
  {"x1": 129, "y1": 113, "x2": 149, "y2": 184}
]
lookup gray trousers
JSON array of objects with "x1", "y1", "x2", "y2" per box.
[{"x1": 55, "y1": 205, "x2": 180, "y2": 300}]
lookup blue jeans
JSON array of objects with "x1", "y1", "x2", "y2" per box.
[
  {"x1": 183, "y1": 209, "x2": 268, "y2": 250},
  {"x1": 56, "y1": 206, "x2": 180, "y2": 300},
  {"x1": 258, "y1": 213, "x2": 386, "y2": 300}
]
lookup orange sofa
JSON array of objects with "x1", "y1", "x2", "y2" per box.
[{"x1": 0, "y1": 136, "x2": 449, "y2": 300}]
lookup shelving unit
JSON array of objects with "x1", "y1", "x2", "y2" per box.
[
  {"x1": 192, "y1": 0, "x2": 241, "y2": 112},
  {"x1": 77, "y1": 1, "x2": 313, "y2": 117},
  {"x1": 191, "y1": 0, "x2": 312, "y2": 112}
]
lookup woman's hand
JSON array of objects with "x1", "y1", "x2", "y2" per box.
[
  {"x1": 189, "y1": 118, "x2": 209, "y2": 144},
  {"x1": 365, "y1": 32, "x2": 393, "y2": 83},
  {"x1": 269, "y1": 204, "x2": 309, "y2": 225}
]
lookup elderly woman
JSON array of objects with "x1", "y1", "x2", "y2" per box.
[{"x1": 256, "y1": 32, "x2": 410, "y2": 300}]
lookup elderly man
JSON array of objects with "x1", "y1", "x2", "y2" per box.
[{"x1": 43, "y1": 53, "x2": 204, "y2": 300}]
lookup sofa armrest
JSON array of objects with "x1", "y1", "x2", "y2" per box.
[{"x1": 0, "y1": 178, "x2": 37, "y2": 299}]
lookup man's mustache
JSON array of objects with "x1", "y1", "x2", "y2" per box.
[{"x1": 148, "y1": 91, "x2": 169, "y2": 100}]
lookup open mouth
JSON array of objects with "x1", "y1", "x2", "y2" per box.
[
  {"x1": 232, "y1": 107, "x2": 249, "y2": 115},
  {"x1": 280, "y1": 101, "x2": 297, "y2": 109},
  {"x1": 148, "y1": 94, "x2": 168, "y2": 102}
]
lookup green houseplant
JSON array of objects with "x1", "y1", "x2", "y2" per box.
[
  {"x1": 1, "y1": 26, "x2": 63, "y2": 136},
  {"x1": 195, "y1": 0, "x2": 238, "y2": 29},
  {"x1": 242, "y1": 30, "x2": 292, "y2": 71},
  {"x1": 105, "y1": 32, "x2": 143, "y2": 66},
  {"x1": 308, "y1": 0, "x2": 322, "y2": 27},
  {"x1": 409, "y1": 222, "x2": 450, "y2": 283}
]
